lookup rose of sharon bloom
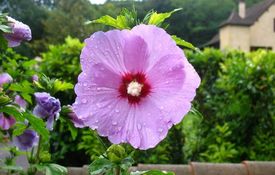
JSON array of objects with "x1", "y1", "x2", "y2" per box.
[
  {"x1": 4, "y1": 16, "x2": 32, "y2": 47},
  {"x1": 73, "y1": 24, "x2": 200, "y2": 149},
  {"x1": 0, "y1": 73, "x2": 13, "y2": 87},
  {"x1": 14, "y1": 95, "x2": 27, "y2": 110},
  {"x1": 0, "y1": 113, "x2": 16, "y2": 130},
  {"x1": 33, "y1": 92, "x2": 61, "y2": 131},
  {"x1": 13, "y1": 129, "x2": 39, "y2": 151}
]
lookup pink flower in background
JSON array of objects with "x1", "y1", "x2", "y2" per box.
[
  {"x1": 14, "y1": 95, "x2": 27, "y2": 110},
  {"x1": 33, "y1": 92, "x2": 61, "y2": 131},
  {"x1": 73, "y1": 24, "x2": 200, "y2": 149},
  {"x1": 13, "y1": 129, "x2": 39, "y2": 151},
  {"x1": 0, "y1": 113, "x2": 16, "y2": 130},
  {"x1": 4, "y1": 16, "x2": 32, "y2": 47},
  {"x1": 0, "y1": 73, "x2": 13, "y2": 87}
]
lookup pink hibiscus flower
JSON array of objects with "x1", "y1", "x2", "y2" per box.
[{"x1": 73, "y1": 24, "x2": 200, "y2": 150}]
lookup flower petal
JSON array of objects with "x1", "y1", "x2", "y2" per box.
[
  {"x1": 131, "y1": 24, "x2": 183, "y2": 71},
  {"x1": 80, "y1": 30, "x2": 127, "y2": 73}
]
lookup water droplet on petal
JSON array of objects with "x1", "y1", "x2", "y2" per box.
[
  {"x1": 83, "y1": 83, "x2": 87, "y2": 87},
  {"x1": 95, "y1": 120, "x2": 99, "y2": 123},
  {"x1": 81, "y1": 99, "x2": 87, "y2": 104},
  {"x1": 160, "y1": 106, "x2": 164, "y2": 110},
  {"x1": 158, "y1": 128, "x2": 163, "y2": 133},
  {"x1": 118, "y1": 126, "x2": 122, "y2": 131},
  {"x1": 97, "y1": 87, "x2": 101, "y2": 91},
  {"x1": 137, "y1": 124, "x2": 142, "y2": 130},
  {"x1": 115, "y1": 109, "x2": 119, "y2": 113},
  {"x1": 112, "y1": 121, "x2": 117, "y2": 125}
]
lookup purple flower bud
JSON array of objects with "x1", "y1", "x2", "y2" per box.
[
  {"x1": 4, "y1": 16, "x2": 32, "y2": 47},
  {"x1": 13, "y1": 129, "x2": 39, "y2": 151},
  {"x1": 33, "y1": 92, "x2": 61, "y2": 131},
  {"x1": 14, "y1": 95, "x2": 27, "y2": 110},
  {"x1": 67, "y1": 106, "x2": 85, "y2": 128},
  {"x1": 32, "y1": 75, "x2": 39, "y2": 82},
  {"x1": 0, "y1": 113, "x2": 16, "y2": 130},
  {"x1": 0, "y1": 73, "x2": 13, "y2": 87}
]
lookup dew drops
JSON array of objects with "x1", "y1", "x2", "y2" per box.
[
  {"x1": 95, "y1": 119, "x2": 99, "y2": 123},
  {"x1": 160, "y1": 106, "x2": 164, "y2": 110},
  {"x1": 137, "y1": 124, "x2": 142, "y2": 130},
  {"x1": 96, "y1": 87, "x2": 101, "y2": 91},
  {"x1": 112, "y1": 121, "x2": 117, "y2": 126},
  {"x1": 83, "y1": 83, "x2": 87, "y2": 87},
  {"x1": 100, "y1": 67, "x2": 105, "y2": 71},
  {"x1": 81, "y1": 99, "x2": 87, "y2": 104},
  {"x1": 118, "y1": 126, "x2": 122, "y2": 131},
  {"x1": 158, "y1": 128, "x2": 163, "y2": 133},
  {"x1": 96, "y1": 103, "x2": 101, "y2": 108},
  {"x1": 115, "y1": 109, "x2": 120, "y2": 113}
]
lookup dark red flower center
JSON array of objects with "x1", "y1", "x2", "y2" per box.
[{"x1": 119, "y1": 72, "x2": 151, "y2": 104}]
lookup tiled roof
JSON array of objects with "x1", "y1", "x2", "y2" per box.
[{"x1": 220, "y1": 0, "x2": 275, "y2": 27}]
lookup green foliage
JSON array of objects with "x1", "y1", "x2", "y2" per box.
[
  {"x1": 35, "y1": 163, "x2": 67, "y2": 175},
  {"x1": 200, "y1": 123, "x2": 238, "y2": 162},
  {"x1": 147, "y1": 8, "x2": 181, "y2": 27},
  {"x1": 40, "y1": 37, "x2": 83, "y2": 84},
  {"x1": 89, "y1": 8, "x2": 138, "y2": 29},
  {"x1": 187, "y1": 49, "x2": 275, "y2": 162}
]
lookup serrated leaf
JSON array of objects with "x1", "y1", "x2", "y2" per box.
[
  {"x1": 0, "y1": 105, "x2": 24, "y2": 121},
  {"x1": 171, "y1": 35, "x2": 200, "y2": 52},
  {"x1": 53, "y1": 79, "x2": 73, "y2": 94},
  {"x1": 90, "y1": 15, "x2": 130, "y2": 29},
  {"x1": 148, "y1": 8, "x2": 181, "y2": 26},
  {"x1": 88, "y1": 157, "x2": 113, "y2": 175},
  {"x1": 23, "y1": 112, "x2": 49, "y2": 140}
]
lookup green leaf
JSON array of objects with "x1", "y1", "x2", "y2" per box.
[
  {"x1": 23, "y1": 112, "x2": 50, "y2": 140},
  {"x1": 131, "y1": 170, "x2": 175, "y2": 175},
  {"x1": 120, "y1": 156, "x2": 134, "y2": 170},
  {"x1": 0, "y1": 94, "x2": 12, "y2": 106},
  {"x1": 45, "y1": 164, "x2": 67, "y2": 175},
  {"x1": 0, "y1": 105, "x2": 24, "y2": 121},
  {"x1": 13, "y1": 123, "x2": 27, "y2": 136},
  {"x1": 34, "y1": 164, "x2": 67, "y2": 175},
  {"x1": 53, "y1": 79, "x2": 73, "y2": 94},
  {"x1": 148, "y1": 8, "x2": 182, "y2": 26},
  {"x1": 171, "y1": 35, "x2": 199, "y2": 52},
  {"x1": 0, "y1": 24, "x2": 12, "y2": 33},
  {"x1": 88, "y1": 157, "x2": 113, "y2": 175},
  {"x1": 9, "y1": 81, "x2": 35, "y2": 94},
  {"x1": 0, "y1": 165, "x2": 24, "y2": 171},
  {"x1": 89, "y1": 15, "x2": 130, "y2": 29},
  {"x1": 0, "y1": 34, "x2": 8, "y2": 50}
]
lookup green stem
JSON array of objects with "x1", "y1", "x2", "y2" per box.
[
  {"x1": 36, "y1": 136, "x2": 43, "y2": 164},
  {"x1": 115, "y1": 166, "x2": 120, "y2": 175},
  {"x1": 94, "y1": 132, "x2": 108, "y2": 150}
]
